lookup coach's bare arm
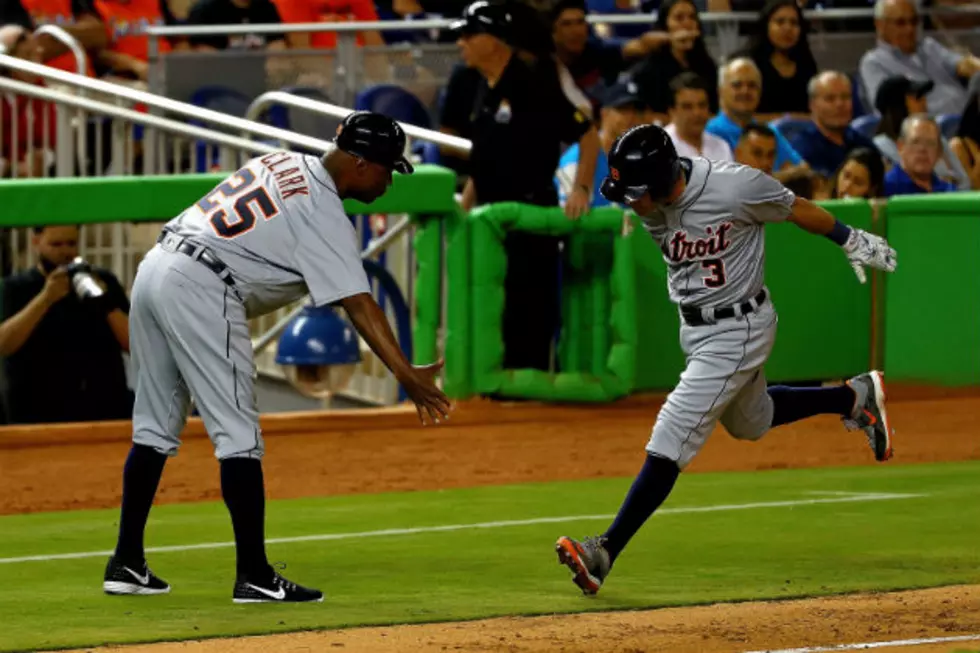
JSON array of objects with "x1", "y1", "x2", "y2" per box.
[{"x1": 339, "y1": 292, "x2": 452, "y2": 424}]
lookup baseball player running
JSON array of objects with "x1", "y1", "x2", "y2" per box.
[
  {"x1": 102, "y1": 112, "x2": 452, "y2": 603},
  {"x1": 556, "y1": 125, "x2": 896, "y2": 595}
]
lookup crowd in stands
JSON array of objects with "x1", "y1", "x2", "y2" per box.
[{"x1": 0, "y1": 0, "x2": 979, "y2": 423}]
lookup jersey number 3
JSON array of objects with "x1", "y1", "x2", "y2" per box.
[
  {"x1": 702, "y1": 259, "x2": 727, "y2": 288},
  {"x1": 196, "y1": 168, "x2": 279, "y2": 239}
]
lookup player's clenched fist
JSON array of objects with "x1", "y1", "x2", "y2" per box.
[{"x1": 843, "y1": 228, "x2": 897, "y2": 284}]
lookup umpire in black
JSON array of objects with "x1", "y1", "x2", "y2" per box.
[{"x1": 446, "y1": 0, "x2": 600, "y2": 371}]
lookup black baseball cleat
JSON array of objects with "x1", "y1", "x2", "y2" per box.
[
  {"x1": 845, "y1": 370, "x2": 894, "y2": 462},
  {"x1": 103, "y1": 556, "x2": 171, "y2": 595},
  {"x1": 233, "y1": 567, "x2": 323, "y2": 604}
]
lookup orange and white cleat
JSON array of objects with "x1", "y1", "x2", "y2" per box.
[
  {"x1": 845, "y1": 370, "x2": 894, "y2": 462},
  {"x1": 555, "y1": 535, "x2": 611, "y2": 595}
]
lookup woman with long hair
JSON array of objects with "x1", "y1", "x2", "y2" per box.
[
  {"x1": 627, "y1": 0, "x2": 718, "y2": 123},
  {"x1": 950, "y1": 76, "x2": 980, "y2": 190},
  {"x1": 741, "y1": 0, "x2": 818, "y2": 121},
  {"x1": 828, "y1": 147, "x2": 886, "y2": 199},
  {"x1": 873, "y1": 76, "x2": 970, "y2": 189}
]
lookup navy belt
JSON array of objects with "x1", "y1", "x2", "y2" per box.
[
  {"x1": 158, "y1": 231, "x2": 237, "y2": 289},
  {"x1": 681, "y1": 289, "x2": 768, "y2": 327}
]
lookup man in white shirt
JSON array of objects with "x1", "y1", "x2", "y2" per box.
[{"x1": 663, "y1": 72, "x2": 733, "y2": 161}]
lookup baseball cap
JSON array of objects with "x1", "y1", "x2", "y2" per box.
[
  {"x1": 449, "y1": 1, "x2": 514, "y2": 42},
  {"x1": 874, "y1": 76, "x2": 935, "y2": 115},
  {"x1": 335, "y1": 111, "x2": 414, "y2": 175},
  {"x1": 599, "y1": 80, "x2": 644, "y2": 110}
]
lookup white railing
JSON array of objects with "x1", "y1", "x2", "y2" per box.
[{"x1": 32, "y1": 24, "x2": 87, "y2": 76}]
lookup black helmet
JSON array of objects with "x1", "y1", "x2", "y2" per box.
[
  {"x1": 449, "y1": 1, "x2": 514, "y2": 43},
  {"x1": 600, "y1": 124, "x2": 680, "y2": 203},
  {"x1": 335, "y1": 111, "x2": 414, "y2": 174}
]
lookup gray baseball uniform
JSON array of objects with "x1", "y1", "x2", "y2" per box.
[
  {"x1": 640, "y1": 157, "x2": 796, "y2": 469},
  {"x1": 130, "y1": 150, "x2": 370, "y2": 460}
]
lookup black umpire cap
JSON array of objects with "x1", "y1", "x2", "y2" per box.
[
  {"x1": 600, "y1": 124, "x2": 680, "y2": 203},
  {"x1": 335, "y1": 111, "x2": 414, "y2": 175},
  {"x1": 449, "y1": 1, "x2": 514, "y2": 43}
]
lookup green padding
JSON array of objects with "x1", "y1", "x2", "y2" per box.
[
  {"x1": 467, "y1": 203, "x2": 636, "y2": 402},
  {"x1": 412, "y1": 216, "x2": 442, "y2": 366},
  {"x1": 884, "y1": 195, "x2": 980, "y2": 385},
  {"x1": 443, "y1": 206, "x2": 471, "y2": 397},
  {"x1": 0, "y1": 164, "x2": 458, "y2": 225},
  {"x1": 763, "y1": 200, "x2": 873, "y2": 381}
]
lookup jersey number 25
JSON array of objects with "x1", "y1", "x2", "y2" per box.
[{"x1": 196, "y1": 168, "x2": 279, "y2": 239}]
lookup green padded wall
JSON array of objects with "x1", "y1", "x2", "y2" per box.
[{"x1": 884, "y1": 193, "x2": 980, "y2": 385}]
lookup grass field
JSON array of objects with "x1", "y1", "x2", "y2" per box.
[{"x1": 2, "y1": 461, "x2": 979, "y2": 653}]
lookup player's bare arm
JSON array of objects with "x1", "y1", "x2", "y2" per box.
[
  {"x1": 339, "y1": 293, "x2": 452, "y2": 425},
  {"x1": 787, "y1": 196, "x2": 898, "y2": 284}
]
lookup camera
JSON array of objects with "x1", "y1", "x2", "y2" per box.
[{"x1": 65, "y1": 257, "x2": 106, "y2": 301}]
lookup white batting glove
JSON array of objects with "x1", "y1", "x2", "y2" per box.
[{"x1": 842, "y1": 228, "x2": 897, "y2": 284}]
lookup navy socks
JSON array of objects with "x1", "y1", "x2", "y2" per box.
[
  {"x1": 220, "y1": 458, "x2": 271, "y2": 580},
  {"x1": 602, "y1": 454, "x2": 680, "y2": 564},
  {"x1": 114, "y1": 444, "x2": 168, "y2": 566},
  {"x1": 768, "y1": 384, "x2": 856, "y2": 427}
]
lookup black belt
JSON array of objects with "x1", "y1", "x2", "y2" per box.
[
  {"x1": 157, "y1": 231, "x2": 237, "y2": 289},
  {"x1": 681, "y1": 289, "x2": 768, "y2": 327}
]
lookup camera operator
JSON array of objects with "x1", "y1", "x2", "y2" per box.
[{"x1": 0, "y1": 225, "x2": 133, "y2": 424}]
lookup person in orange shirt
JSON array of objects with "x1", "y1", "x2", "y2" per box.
[
  {"x1": 0, "y1": 25, "x2": 58, "y2": 177},
  {"x1": 1, "y1": 0, "x2": 106, "y2": 76},
  {"x1": 273, "y1": 0, "x2": 384, "y2": 49},
  {"x1": 91, "y1": 0, "x2": 179, "y2": 81}
]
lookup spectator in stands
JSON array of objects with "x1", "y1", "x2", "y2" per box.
[
  {"x1": 448, "y1": 0, "x2": 600, "y2": 372},
  {"x1": 91, "y1": 0, "x2": 179, "y2": 81},
  {"x1": 860, "y1": 0, "x2": 980, "y2": 117},
  {"x1": 950, "y1": 75, "x2": 980, "y2": 190},
  {"x1": 186, "y1": 0, "x2": 286, "y2": 50},
  {"x1": 873, "y1": 75, "x2": 969, "y2": 189},
  {"x1": 883, "y1": 114, "x2": 956, "y2": 196},
  {"x1": 0, "y1": 24, "x2": 57, "y2": 178},
  {"x1": 739, "y1": 0, "x2": 818, "y2": 121},
  {"x1": 555, "y1": 79, "x2": 645, "y2": 208},
  {"x1": 828, "y1": 146, "x2": 885, "y2": 199},
  {"x1": 735, "y1": 123, "x2": 778, "y2": 174},
  {"x1": 273, "y1": 0, "x2": 385, "y2": 50},
  {"x1": 706, "y1": 57, "x2": 812, "y2": 185},
  {"x1": 664, "y1": 72, "x2": 732, "y2": 160},
  {"x1": 0, "y1": 225, "x2": 133, "y2": 424},
  {"x1": 0, "y1": 0, "x2": 106, "y2": 76},
  {"x1": 786, "y1": 71, "x2": 881, "y2": 184},
  {"x1": 626, "y1": 0, "x2": 718, "y2": 122},
  {"x1": 550, "y1": 0, "x2": 688, "y2": 102}
]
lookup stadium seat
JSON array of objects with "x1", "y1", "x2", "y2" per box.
[
  {"x1": 851, "y1": 114, "x2": 881, "y2": 139},
  {"x1": 188, "y1": 86, "x2": 255, "y2": 173},
  {"x1": 770, "y1": 116, "x2": 813, "y2": 143},
  {"x1": 417, "y1": 140, "x2": 441, "y2": 165},
  {"x1": 354, "y1": 84, "x2": 432, "y2": 129},
  {"x1": 937, "y1": 113, "x2": 961, "y2": 139}
]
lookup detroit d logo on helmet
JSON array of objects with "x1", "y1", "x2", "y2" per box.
[{"x1": 610, "y1": 167, "x2": 620, "y2": 181}]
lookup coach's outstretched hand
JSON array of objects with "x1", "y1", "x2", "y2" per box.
[
  {"x1": 843, "y1": 228, "x2": 897, "y2": 284},
  {"x1": 401, "y1": 360, "x2": 453, "y2": 425},
  {"x1": 340, "y1": 293, "x2": 453, "y2": 426}
]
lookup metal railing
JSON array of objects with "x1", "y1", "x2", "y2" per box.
[{"x1": 33, "y1": 24, "x2": 87, "y2": 76}]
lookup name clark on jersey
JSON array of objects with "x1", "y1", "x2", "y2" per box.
[
  {"x1": 668, "y1": 222, "x2": 733, "y2": 263},
  {"x1": 259, "y1": 152, "x2": 310, "y2": 200}
]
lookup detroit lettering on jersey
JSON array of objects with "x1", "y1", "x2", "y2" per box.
[
  {"x1": 640, "y1": 158, "x2": 796, "y2": 309},
  {"x1": 163, "y1": 150, "x2": 370, "y2": 319}
]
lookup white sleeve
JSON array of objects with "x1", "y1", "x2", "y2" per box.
[{"x1": 291, "y1": 199, "x2": 371, "y2": 307}]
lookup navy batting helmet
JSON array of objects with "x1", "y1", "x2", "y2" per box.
[{"x1": 600, "y1": 124, "x2": 680, "y2": 203}]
